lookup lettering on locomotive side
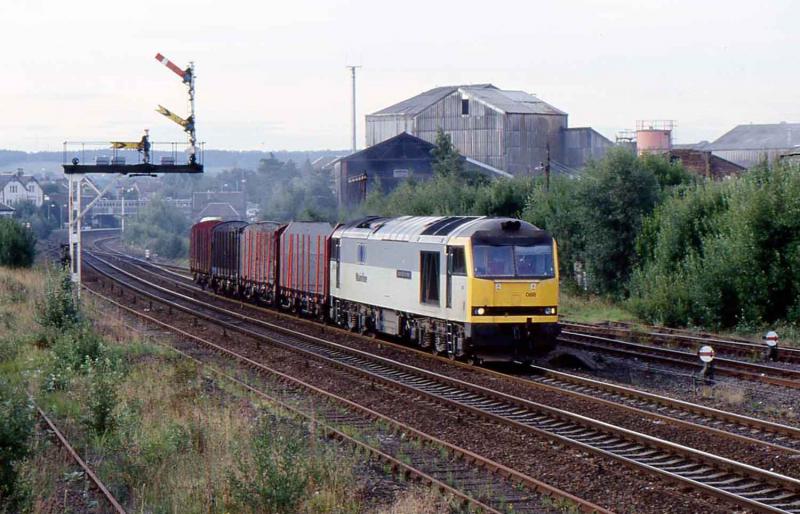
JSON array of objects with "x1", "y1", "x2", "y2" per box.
[
  {"x1": 396, "y1": 270, "x2": 412, "y2": 279},
  {"x1": 355, "y1": 272, "x2": 368, "y2": 283}
]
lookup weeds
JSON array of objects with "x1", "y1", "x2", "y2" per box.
[
  {"x1": 0, "y1": 378, "x2": 34, "y2": 507},
  {"x1": 84, "y1": 357, "x2": 121, "y2": 436},
  {"x1": 35, "y1": 270, "x2": 80, "y2": 342},
  {"x1": 229, "y1": 414, "x2": 312, "y2": 513}
]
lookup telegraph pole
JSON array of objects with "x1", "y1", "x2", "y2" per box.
[{"x1": 347, "y1": 65, "x2": 361, "y2": 153}]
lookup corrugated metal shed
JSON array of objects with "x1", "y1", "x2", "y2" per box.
[
  {"x1": 708, "y1": 123, "x2": 800, "y2": 150},
  {"x1": 372, "y1": 85, "x2": 493, "y2": 116},
  {"x1": 463, "y1": 87, "x2": 565, "y2": 115}
]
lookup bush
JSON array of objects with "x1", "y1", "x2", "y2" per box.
[
  {"x1": 229, "y1": 415, "x2": 312, "y2": 513},
  {"x1": 525, "y1": 148, "x2": 663, "y2": 296},
  {"x1": 630, "y1": 162, "x2": 800, "y2": 329},
  {"x1": 0, "y1": 219, "x2": 35, "y2": 268},
  {"x1": 83, "y1": 357, "x2": 120, "y2": 436},
  {"x1": 0, "y1": 379, "x2": 34, "y2": 506},
  {"x1": 123, "y1": 196, "x2": 190, "y2": 259},
  {"x1": 35, "y1": 270, "x2": 80, "y2": 337}
]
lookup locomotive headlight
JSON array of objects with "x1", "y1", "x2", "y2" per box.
[
  {"x1": 474, "y1": 307, "x2": 486, "y2": 315},
  {"x1": 544, "y1": 307, "x2": 556, "y2": 315}
]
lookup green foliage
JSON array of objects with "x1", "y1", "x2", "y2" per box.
[
  {"x1": 11, "y1": 200, "x2": 60, "y2": 240},
  {"x1": 228, "y1": 415, "x2": 312, "y2": 513},
  {"x1": 525, "y1": 148, "x2": 662, "y2": 296},
  {"x1": 35, "y1": 270, "x2": 81, "y2": 336},
  {"x1": 639, "y1": 153, "x2": 694, "y2": 189},
  {"x1": 0, "y1": 218, "x2": 35, "y2": 268},
  {"x1": 123, "y1": 196, "x2": 190, "y2": 259},
  {"x1": 630, "y1": 162, "x2": 800, "y2": 329},
  {"x1": 257, "y1": 155, "x2": 338, "y2": 222},
  {"x1": 0, "y1": 378, "x2": 34, "y2": 506},
  {"x1": 83, "y1": 357, "x2": 120, "y2": 436},
  {"x1": 431, "y1": 128, "x2": 464, "y2": 179}
]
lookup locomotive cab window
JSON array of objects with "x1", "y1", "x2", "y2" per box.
[
  {"x1": 473, "y1": 243, "x2": 554, "y2": 279},
  {"x1": 357, "y1": 243, "x2": 366, "y2": 264},
  {"x1": 447, "y1": 246, "x2": 466, "y2": 276},
  {"x1": 420, "y1": 251, "x2": 440, "y2": 305}
]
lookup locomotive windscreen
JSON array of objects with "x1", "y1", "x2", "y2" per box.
[{"x1": 473, "y1": 243, "x2": 555, "y2": 279}]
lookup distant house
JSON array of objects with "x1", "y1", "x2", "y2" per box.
[
  {"x1": 706, "y1": 122, "x2": 800, "y2": 168},
  {"x1": 197, "y1": 202, "x2": 241, "y2": 221},
  {"x1": 192, "y1": 191, "x2": 245, "y2": 222},
  {"x1": 0, "y1": 202, "x2": 14, "y2": 218},
  {"x1": 366, "y1": 84, "x2": 612, "y2": 175},
  {"x1": 0, "y1": 172, "x2": 44, "y2": 207}
]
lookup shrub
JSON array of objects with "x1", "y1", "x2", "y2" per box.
[
  {"x1": 630, "y1": 162, "x2": 800, "y2": 329},
  {"x1": 228, "y1": 415, "x2": 312, "y2": 513},
  {"x1": 35, "y1": 270, "x2": 80, "y2": 335},
  {"x1": 0, "y1": 379, "x2": 34, "y2": 505},
  {"x1": 83, "y1": 357, "x2": 120, "y2": 436},
  {"x1": 0, "y1": 218, "x2": 35, "y2": 268}
]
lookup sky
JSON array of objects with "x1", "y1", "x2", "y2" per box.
[{"x1": 1, "y1": 0, "x2": 797, "y2": 152}]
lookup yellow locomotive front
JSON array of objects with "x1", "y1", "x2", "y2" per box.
[{"x1": 460, "y1": 220, "x2": 560, "y2": 363}]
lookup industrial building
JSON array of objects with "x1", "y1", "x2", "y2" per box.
[
  {"x1": 705, "y1": 122, "x2": 800, "y2": 168},
  {"x1": 365, "y1": 84, "x2": 612, "y2": 176},
  {"x1": 334, "y1": 132, "x2": 511, "y2": 207}
]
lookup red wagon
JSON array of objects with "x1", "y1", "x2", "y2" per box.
[
  {"x1": 240, "y1": 221, "x2": 285, "y2": 303},
  {"x1": 189, "y1": 219, "x2": 221, "y2": 286},
  {"x1": 278, "y1": 221, "x2": 333, "y2": 317}
]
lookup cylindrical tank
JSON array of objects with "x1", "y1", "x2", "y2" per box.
[{"x1": 636, "y1": 129, "x2": 672, "y2": 155}]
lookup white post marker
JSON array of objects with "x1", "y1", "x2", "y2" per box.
[
  {"x1": 764, "y1": 331, "x2": 779, "y2": 348},
  {"x1": 764, "y1": 330, "x2": 779, "y2": 361},
  {"x1": 698, "y1": 345, "x2": 715, "y2": 363}
]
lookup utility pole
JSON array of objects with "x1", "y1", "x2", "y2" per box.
[
  {"x1": 346, "y1": 65, "x2": 361, "y2": 153},
  {"x1": 545, "y1": 143, "x2": 551, "y2": 192}
]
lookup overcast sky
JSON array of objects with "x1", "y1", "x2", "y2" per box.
[{"x1": 1, "y1": 0, "x2": 796, "y2": 152}]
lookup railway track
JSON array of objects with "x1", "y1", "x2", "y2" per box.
[
  {"x1": 559, "y1": 330, "x2": 800, "y2": 389},
  {"x1": 84, "y1": 251, "x2": 800, "y2": 513},
  {"x1": 36, "y1": 405, "x2": 126, "y2": 513},
  {"x1": 101, "y1": 247, "x2": 800, "y2": 452},
  {"x1": 84, "y1": 282, "x2": 606, "y2": 513},
  {"x1": 562, "y1": 321, "x2": 800, "y2": 366}
]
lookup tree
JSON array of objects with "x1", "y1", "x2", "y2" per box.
[
  {"x1": 122, "y1": 196, "x2": 190, "y2": 259},
  {"x1": 430, "y1": 128, "x2": 464, "y2": 178},
  {"x1": 0, "y1": 218, "x2": 36, "y2": 267}
]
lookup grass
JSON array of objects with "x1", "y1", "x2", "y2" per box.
[
  {"x1": 559, "y1": 289, "x2": 636, "y2": 324},
  {"x1": 1, "y1": 266, "x2": 415, "y2": 513}
]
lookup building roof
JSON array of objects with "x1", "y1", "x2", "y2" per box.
[
  {"x1": 0, "y1": 175, "x2": 22, "y2": 189},
  {"x1": 17, "y1": 176, "x2": 39, "y2": 187},
  {"x1": 192, "y1": 191, "x2": 246, "y2": 211},
  {"x1": 708, "y1": 123, "x2": 800, "y2": 151},
  {"x1": 0, "y1": 202, "x2": 14, "y2": 212},
  {"x1": 370, "y1": 84, "x2": 564, "y2": 117},
  {"x1": 197, "y1": 202, "x2": 241, "y2": 220}
]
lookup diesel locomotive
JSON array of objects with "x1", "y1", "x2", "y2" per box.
[{"x1": 190, "y1": 215, "x2": 560, "y2": 363}]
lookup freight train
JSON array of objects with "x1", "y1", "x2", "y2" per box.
[{"x1": 190, "y1": 215, "x2": 560, "y2": 363}]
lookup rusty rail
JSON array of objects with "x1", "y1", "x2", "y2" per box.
[
  {"x1": 36, "y1": 406, "x2": 126, "y2": 513},
  {"x1": 84, "y1": 287, "x2": 609, "y2": 514}
]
